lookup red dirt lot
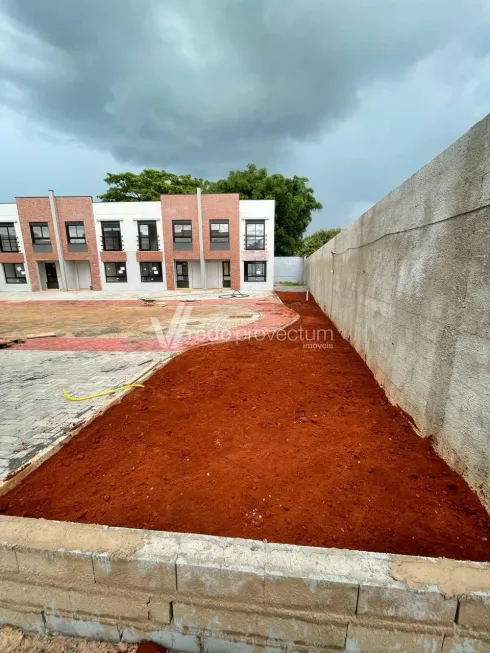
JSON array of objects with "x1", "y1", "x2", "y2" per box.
[{"x1": 2, "y1": 293, "x2": 490, "y2": 560}]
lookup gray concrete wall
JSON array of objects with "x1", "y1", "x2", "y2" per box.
[
  {"x1": 3, "y1": 515, "x2": 490, "y2": 652},
  {"x1": 274, "y1": 256, "x2": 304, "y2": 282},
  {"x1": 305, "y1": 114, "x2": 490, "y2": 511}
]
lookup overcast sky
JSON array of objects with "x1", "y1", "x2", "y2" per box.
[{"x1": 0, "y1": 0, "x2": 489, "y2": 232}]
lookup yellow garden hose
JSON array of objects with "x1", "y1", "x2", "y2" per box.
[{"x1": 62, "y1": 384, "x2": 144, "y2": 401}]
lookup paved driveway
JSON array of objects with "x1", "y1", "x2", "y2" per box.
[{"x1": 0, "y1": 350, "x2": 172, "y2": 480}]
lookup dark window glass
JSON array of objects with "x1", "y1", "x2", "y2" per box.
[
  {"x1": 104, "y1": 262, "x2": 127, "y2": 282},
  {"x1": 101, "y1": 222, "x2": 122, "y2": 251},
  {"x1": 245, "y1": 221, "x2": 265, "y2": 250},
  {"x1": 66, "y1": 221, "x2": 86, "y2": 244},
  {"x1": 244, "y1": 261, "x2": 266, "y2": 282},
  {"x1": 138, "y1": 221, "x2": 159, "y2": 250},
  {"x1": 30, "y1": 222, "x2": 50, "y2": 244},
  {"x1": 3, "y1": 262, "x2": 27, "y2": 284},
  {"x1": 0, "y1": 223, "x2": 19, "y2": 252},
  {"x1": 173, "y1": 221, "x2": 192, "y2": 243},
  {"x1": 140, "y1": 261, "x2": 163, "y2": 282},
  {"x1": 210, "y1": 220, "x2": 229, "y2": 243}
]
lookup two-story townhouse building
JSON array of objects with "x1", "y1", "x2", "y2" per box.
[{"x1": 0, "y1": 190, "x2": 275, "y2": 293}]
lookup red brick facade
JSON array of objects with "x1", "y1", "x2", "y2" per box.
[
  {"x1": 161, "y1": 193, "x2": 240, "y2": 290},
  {"x1": 161, "y1": 195, "x2": 200, "y2": 290},
  {"x1": 202, "y1": 193, "x2": 240, "y2": 290},
  {"x1": 100, "y1": 251, "x2": 127, "y2": 263},
  {"x1": 16, "y1": 197, "x2": 58, "y2": 291},
  {"x1": 55, "y1": 196, "x2": 101, "y2": 291},
  {"x1": 136, "y1": 250, "x2": 163, "y2": 262}
]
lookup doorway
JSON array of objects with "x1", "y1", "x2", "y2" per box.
[
  {"x1": 222, "y1": 261, "x2": 231, "y2": 288},
  {"x1": 175, "y1": 261, "x2": 189, "y2": 288},
  {"x1": 45, "y1": 262, "x2": 59, "y2": 289}
]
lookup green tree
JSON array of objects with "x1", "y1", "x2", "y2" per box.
[
  {"x1": 208, "y1": 164, "x2": 322, "y2": 256},
  {"x1": 98, "y1": 169, "x2": 210, "y2": 201},
  {"x1": 299, "y1": 228, "x2": 341, "y2": 257},
  {"x1": 99, "y1": 164, "x2": 322, "y2": 255}
]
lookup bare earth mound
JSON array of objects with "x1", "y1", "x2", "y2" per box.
[{"x1": 2, "y1": 293, "x2": 490, "y2": 560}]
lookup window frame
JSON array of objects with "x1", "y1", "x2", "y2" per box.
[
  {"x1": 244, "y1": 261, "x2": 267, "y2": 282},
  {"x1": 138, "y1": 221, "x2": 159, "y2": 251},
  {"x1": 29, "y1": 222, "x2": 51, "y2": 245},
  {"x1": 140, "y1": 261, "x2": 163, "y2": 283},
  {"x1": 245, "y1": 220, "x2": 265, "y2": 250},
  {"x1": 104, "y1": 261, "x2": 127, "y2": 283},
  {"x1": 172, "y1": 221, "x2": 192, "y2": 243},
  {"x1": 3, "y1": 262, "x2": 27, "y2": 284},
  {"x1": 65, "y1": 221, "x2": 86, "y2": 244},
  {"x1": 210, "y1": 220, "x2": 229, "y2": 243},
  {"x1": 0, "y1": 223, "x2": 19, "y2": 252},
  {"x1": 101, "y1": 221, "x2": 123, "y2": 251}
]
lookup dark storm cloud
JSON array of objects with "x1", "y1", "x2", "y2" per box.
[{"x1": 1, "y1": 0, "x2": 488, "y2": 171}]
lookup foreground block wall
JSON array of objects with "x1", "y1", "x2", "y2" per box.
[
  {"x1": 306, "y1": 114, "x2": 490, "y2": 511},
  {"x1": 2, "y1": 516, "x2": 490, "y2": 652}
]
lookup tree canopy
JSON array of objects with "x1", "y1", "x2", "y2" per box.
[
  {"x1": 298, "y1": 228, "x2": 341, "y2": 257},
  {"x1": 99, "y1": 164, "x2": 322, "y2": 256}
]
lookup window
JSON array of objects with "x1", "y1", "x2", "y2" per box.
[
  {"x1": 244, "y1": 261, "x2": 266, "y2": 282},
  {"x1": 210, "y1": 220, "x2": 229, "y2": 243},
  {"x1": 3, "y1": 263, "x2": 27, "y2": 284},
  {"x1": 0, "y1": 223, "x2": 19, "y2": 252},
  {"x1": 104, "y1": 262, "x2": 127, "y2": 282},
  {"x1": 101, "y1": 221, "x2": 122, "y2": 251},
  {"x1": 140, "y1": 261, "x2": 163, "y2": 283},
  {"x1": 138, "y1": 221, "x2": 159, "y2": 251},
  {"x1": 245, "y1": 221, "x2": 265, "y2": 250},
  {"x1": 172, "y1": 221, "x2": 192, "y2": 243},
  {"x1": 30, "y1": 222, "x2": 50, "y2": 245},
  {"x1": 65, "y1": 221, "x2": 86, "y2": 244}
]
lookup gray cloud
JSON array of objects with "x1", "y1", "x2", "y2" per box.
[{"x1": 1, "y1": 0, "x2": 489, "y2": 173}]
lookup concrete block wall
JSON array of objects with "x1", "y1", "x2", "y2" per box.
[
  {"x1": 305, "y1": 114, "x2": 490, "y2": 512},
  {"x1": 2, "y1": 516, "x2": 490, "y2": 652}
]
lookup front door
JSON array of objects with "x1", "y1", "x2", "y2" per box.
[
  {"x1": 222, "y1": 261, "x2": 231, "y2": 288},
  {"x1": 175, "y1": 261, "x2": 189, "y2": 288},
  {"x1": 45, "y1": 262, "x2": 59, "y2": 289}
]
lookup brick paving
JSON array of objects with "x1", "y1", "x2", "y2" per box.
[{"x1": 0, "y1": 351, "x2": 172, "y2": 481}]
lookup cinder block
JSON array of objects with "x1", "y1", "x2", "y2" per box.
[
  {"x1": 178, "y1": 564, "x2": 264, "y2": 603},
  {"x1": 69, "y1": 587, "x2": 151, "y2": 623},
  {"x1": 357, "y1": 585, "x2": 457, "y2": 625},
  {"x1": 44, "y1": 613, "x2": 121, "y2": 641},
  {"x1": 16, "y1": 550, "x2": 94, "y2": 588},
  {"x1": 148, "y1": 596, "x2": 172, "y2": 625},
  {"x1": 458, "y1": 597, "x2": 490, "y2": 631},
  {"x1": 0, "y1": 578, "x2": 71, "y2": 612},
  {"x1": 443, "y1": 635, "x2": 490, "y2": 652},
  {"x1": 265, "y1": 574, "x2": 357, "y2": 614},
  {"x1": 345, "y1": 623, "x2": 443, "y2": 653},
  {"x1": 0, "y1": 604, "x2": 45, "y2": 634},
  {"x1": 177, "y1": 537, "x2": 265, "y2": 603},
  {"x1": 257, "y1": 615, "x2": 347, "y2": 648},
  {"x1": 0, "y1": 547, "x2": 18, "y2": 575},
  {"x1": 93, "y1": 553, "x2": 176, "y2": 592},
  {"x1": 173, "y1": 602, "x2": 257, "y2": 636},
  {"x1": 122, "y1": 625, "x2": 201, "y2": 652}
]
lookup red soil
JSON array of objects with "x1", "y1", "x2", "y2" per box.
[
  {"x1": 2, "y1": 293, "x2": 490, "y2": 560},
  {"x1": 136, "y1": 643, "x2": 171, "y2": 653}
]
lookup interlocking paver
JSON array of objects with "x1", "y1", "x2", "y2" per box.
[{"x1": 0, "y1": 350, "x2": 172, "y2": 481}]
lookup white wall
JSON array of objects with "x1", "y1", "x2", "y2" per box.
[
  {"x1": 239, "y1": 200, "x2": 275, "y2": 291},
  {"x1": 0, "y1": 203, "x2": 32, "y2": 291},
  {"x1": 274, "y1": 257, "x2": 304, "y2": 283},
  {"x1": 93, "y1": 202, "x2": 167, "y2": 291}
]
